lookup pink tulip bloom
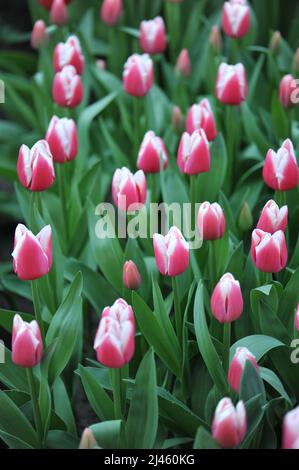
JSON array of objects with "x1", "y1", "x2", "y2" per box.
[
  {"x1": 282, "y1": 406, "x2": 299, "y2": 449},
  {"x1": 123, "y1": 261, "x2": 141, "y2": 290},
  {"x1": 123, "y1": 54, "x2": 153, "y2": 97},
  {"x1": 137, "y1": 131, "x2": 168, "y2": 173},
  {"x1": 256, "y1": 200, "x2": 288, "y2": 234},
  {"x1": 53, "y1": 35, "x2": 84, "y2": 74},
  {"x1": 175, "y1": 49, "x2": 190, "y2": 78},
  {"x1": 112, "y1": 167, "x2": 147, "y2": 212},
  {"x1": 12, "y1": 314, "x2": 43, "y2": 368},
  {"x1": 216, "y1": 62, "x2": 248, "y2": 105},
  {"x1": 197, "y1": 202, "x2": 226, "y2": 240},
  {"x1": 222, "y1": 0, "x2": 250, "y2": 39},
  {"x1": 263, "y1": 139, "x2": 299, "y2": 191},
  {"x1": 212, "y1": 397, "x2": 247, "y2": 448},
  {"x1": 52, "y1": 65, "x2": 83, "y2": 108},
  {"x1": 279, "y1": 74, "x2": 299, "y2": 108},
  {"x1": 17, "y1": 140, "x2": 55, "y2": 192},
  {"x1": 186, "y1": 99, "x2": 217, "y2": 141},
  {"x1": 46, "y1": 115, "x2": 78, "y2": 163},
  {"x1": 50, "y1": 0, "x2": 68, "y2": 25},
  {"x1": 140, "y1": 17, "x2": 167, "y2": 55},
  {"x1": 251, "y1": 229, "x2": 287, "y2": 273},
  {"x1": 211, "y1": 273, "x2": 243, "y2": 323},
  {"x1": 31, "y1": 20, "x2": 48, "y2": 49},
  {"x1": 100, "y1": 0, "x2": 122, "y2": 26},
  {"x1": 228, "y1": 347, "x2": 259, "y2": 392},
  {"x1": 153, "y1": 226, "x2": 189, "y2": 277},
  {"x1": 177, "y1": 129, "x2": 210, "y2": 175}
]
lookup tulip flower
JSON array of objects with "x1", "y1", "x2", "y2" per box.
[
  {"x1": 251, "y1": 229, "x2": 287, "y2": 273},
  {"x1": 282, "y1": 406, "x2": 299, "y2": 449},
  {"x1": 100, "y1": 0, "x2": 122, "y2": 26},
  {"x1": 222, "y1": 0, "x2": 250, "y2": 39},
  {"x1": 216, "y1": 62, "x2": 248, "y2": 105},
  {"x1": 140, "y1": 17, "x2": 167, "y2": 55},
  {"x1": 46, "y1": 115, "x2": 78, "y2": 163},
  {"x1": 123, "y1": 261, "x2": 141, "y2": 290},
  {"x1": 211, "y1": 273, "x2": 243, "y2": 323},
  {"x1": 94, "y1": 299, "x2": 135, "y2": 368},
  {"x1": 172, "y1": 105, "x2": 184, "y2": 133},
  {"x1": 112, "y1": 167, "x2": 147, "y2": 212},
  {"x1": 137, "y1": 131, "x2": 168, "y2": 173},
  {"x1": 12, "y1": 224, "x2": 52, "y2": 281},
  {"x1": 262, "y1": 139, "x2": 299, "y2": 191},
  {"x1": 295, "y1": 304, "x2": 299, "y2": 333},
  {"x1": 175, "y1": 49, "x2": 190, "y2": 79},
  {"x1": 186, "y1": 99, "x2": 217, "y2": 141},
  {"x1": 238, "y1": 201, "x2": 253, "y2": 232},
  {"x1": 12, "y1": 314, "x2": 43, "y2": 368},
  {"x1": 17, "y1": 140, "x2": 55, "y2": 192},
  {"x1": 38, "y1": 0, "x2": 71, "y2": 9},
  {"x1": 31, "y1": 20, "x2": 49, "y2": 49},
  {"x1": 279, "y1": 74, "x2": 299, "y2": 108},
  {"x1": 123, "y1": 54, "x2": 153, "y2": 97},
  {"x1": 79, "y1": 428, "x2": 97, "y2": 450},
  {"x1": 50, "y1": 0, "x2": 68, "y2": 25},
  {"x1": 197, "y1": 202, "x2": 226, "y2": 241},
  {"x1": 256, "y1": 200, "x2": 288, "y2": 234},
  {"x1": 153, "y1": 226, "x2": 189, "y2": 277},
  {"x1": 212, "y1": 398, "x2": 246, "y2": 448},
  {"x1": 269, "y1": 31, "x2": 281, "y2": 55},
  {"x1": 53, "y1": 35, "x2": 84, "y2": 75},
  {"x1": 228, "y1": 347, "x2": 259, "y2": 393},
  {"x1": 209, "y1": 25, "x2": 223, "y2": 53},
  {"x1": 177, "y1": 129, "x2": 210, "y2": 175},
  {"x1": 52, "y1": 65, "x2": 83, "y2": 108}
]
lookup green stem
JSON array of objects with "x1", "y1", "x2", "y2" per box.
[
  {"x1": 31, "y1": 280, "x2": 45, "y2": 344},
  {"x1": 133, "y1": 98, "x2": 141, "y2": 160},
  {"x1": 26, "y1": 368, "x2": 43, "y2": 448},
  {"x1": 209, "y1": 240, "x2": 217, "y2": 288},
  {"x1": 225, "y1": 105, "x2": 235, "y2": 194},
  {"x1": 164, "y1": 1, "x2": 180, "y2": 63},
  {"x1": 223, "y1": 322, "x2": 231, "y2": 373},
  {"x1": 110, "y1": 368, "x2": 123, "y2": 420},
  {"x1": 172, "y1": 276, "x2": 182, "y2": 344},
  {"x1": 260, "y1": 271, "x2": 272, "y2": 285},
  {"x1": 57, "y1": 164, "x2": 69, "y2": 245},
  {"x1": 229, "y1": 37, "x2": 239, "y2": 64}
]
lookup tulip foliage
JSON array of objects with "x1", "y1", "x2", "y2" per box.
[{"x1": 0, "y1": 0, "x2": 299, "y2": 451}]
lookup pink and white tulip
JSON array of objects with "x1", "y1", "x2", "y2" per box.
[
  {"x1": 123, "y1": 54, "x2": 154, "y2": 97},
  {"x1": 17, "y1": 140, "x2": 55, "y2": 192},
  {"x1": 53, "y1": 35, "x2": 84, "y2": 75},
  {"x1": 52, "y1": 65, "x2": 83, "y2": 108},
  {"x1": 94, "y1": 299, "x2": 135, "y2": 368},
  {"x1": 50, "y1": 0, "x2": 68, "y2": 25},
  {"x1": 228, "y1": 347, "x2": 259, "y2": 393},
  {"x1": 197, "y1": 202, "x2": 226, "y2": 241},
  {"x1": 153, "y1": 227, "x2": 189, "y2": 277},
  {"x1": 140, "y1": 17, "x2": 167, "y2": 55},
  {"x1": 279, "y1": 74, "x2": 299, "y2": 108},
  {"x1": 100, "y1": 0, "x2": 122, "y2": 26},
  {"x1": 222, "y1": 0, "x2": 250, "y2": 39},
  {"x1": 31, "y1": 20, "x2": 49, "y2": 49},
  {"x1": 256, "y1": 200, "x2": 288, "y2": 234},
  {"x1": 177, "y1": 129, "x2": 210, "y2": 175},
  {"x1": 186, "y1": 99, "x2": 217, "y2": 141},
  {"x1": 12, "y1": 224, "x2": 52, "y2": 281},
  {"x1": 112, "y1": 167, "x2": 147, "y2": 212},
  {"x1": 212, "y1": 398, "x2": 246, "y2": 448},
  {"x1": 123, "y1": 261, "x2": 141, "y2": 290},
  {"x1": 175, "y1": 49, "x2": 191, "y2": 79},
  {"x1": 46, "y1": 115, "x2": 78, "y2": 163},
  {"x1": 211, "y1": 273, "x2": 243, "y2": 323},
  {"x1": 251, "y1": 229, "x2": 287, "y2": 273},
  {"x1": 262, "y1": 139, "x2": 299, "y2": 191},
  {"x1": 216, "y1": 63, "x2": 248, "y2": 105},
  {"x1": 282, "y1": 406, "x2": 299, "y2": 449},
  {"x1": 12, "y1": 314, "x2": 43, "y2": 368},
  {"x1": 137, "y1": 131, "x2": 168, "y2": 173}
]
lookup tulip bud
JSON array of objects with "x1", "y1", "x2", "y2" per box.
[
  {"x1": 197, "y1": 202, "x2": 226, "y2": 241},
  {"x1": 177, "y1": 129, "x2": 210, "y2": 175},
  {"x1": 137, "y1": 131, "x2": 168, "y2": 173},
  {"x1": 175, "y1": 49, "x2": 190, "y2": 79},
  {"x1": 52, "y1": 65, "x2": 83, "y2": 108},
  {"x1": 94, "y1": 299, "x2": 135, "y2": 368},
  {"x1": 17, "y1": 140, "x2": 55, "y2": 192},
  {"x1": 96, "y1": 59, "x2": 107, "y2": 71},
  {"x1": 12, "y1": 314, "x2": 43, "y2": 368},
  {"x1": 222, "y1": 0, "x2": 250, "y2": 39},
  {"x1": 216, "y1": 62, "x2": 248, "y2": 105},
  {"x1": 123, "y1": 54, "x2": 154, "y2": 97},
  {"x1": 262, "y1": 139, "x2": 299, "y2": 191},
  {"x1": 31, "y1": 20, "x2": 49, "y2": 49},
  {"x1": 140, "y1": 17, "x2": 167, "y2": 55},
  {"x1": 279, "y1": 74, "x2": 299, "y2": 108},
  {"x1": 282, "y1": 406, "x2": 299, "y2": 449},
  {"x1": 172, "y1": 105, "x2": 184, "y2": 133},
  {"x1": 295, "y1": 304, "x2": 299, "y2": 333},
  {"x1": 53, "y1": 35, "x2": 84, "y2": 75},
  {"x1": 38, "y1": 0, "x2": 71, "y2": 10},
  {"x1": 123, "y1": 260, "x2": 141, "y2": 290},
  {"x1": 211, "y1": 273, "x2": 243, "y2": 323},
  {"x1": 186, "y1": 99, "x2": 217, "y2": 141},
  {"x1": 12, "y1": 224, "x2": 52, "y2": 281},
  {"x1": 209, "y1": 25, "x2": 222, "y2": 54},
  {"x1": 269, "y1": 31, "x2": 281, "y2": 55},
  {"x1": 46, "y1": 115, "x2": 78, "y2": 163},
  {"x1": 153, "y1": 226, "x2": 189, "y2": 277},
  {"x1": 50, "y1": 0, "x2": 68, "y2": 26},
  {"x1": 293, "y1": 48, "x2": 299, "y2": 76},
  {"x1": 112, "y1": 167, "x2": 147, "y2": 212},
  {"x1": 228, "y1": 347, "x2": 259, "y2": 393},
  {"x1": 212, "y1": 398, "x2": 246, "y2": 448},
  {"x1": 100, "y1": 0, "x2": 122, "y2": 26},
  {"x1": 79, "y1": 428, "x2": 97, "y2": 449},
  {"x1": 256, "y1": 200, "x2": 288, "y2": 234},
  {"x1": 238, "y1": 201, "x2": 253, "y2": 232},
  {"x1": 251, "y1": 229, "x2": 287, "y2": 273}
]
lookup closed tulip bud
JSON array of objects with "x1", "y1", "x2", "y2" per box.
[
  {"x1": 137, "y1": 131, "x2": 168, "y2": 173},
  {"x1": 209, "y1": 25, "x2": 222, "y2": 54},
  {"x1": 38, "y1": 0, "x2": 71, "y2": 10},
  {"x1": 153, "y1": 226, "x2": 189, "y2": 277},
  {"x1": 100, "y1": 0, "x2": 122, "y2": 26},
  {"x1": 12, "y1": 224, "x2": 52, "y2": 281},
  {"x1": 53, "y1": 35, "x2": 84, "y2": 75},
  {"x1": 216, "y1": 62, "x2": 248, "y2": 105},
  {"x1": 282, "y1": 406, "x2": 299, "y2": 449},
  {"x1": 140, "y1": 17, "x2": 167, "y2": 55},
  {"x1": 123, "y1": 54, "x2": 154, "y2": 97},
  {"x1": 112, "y1": 167, "x2": 147, "y2": 212},
  {"x1": 96, "y1": 59, "x2": 107, "y2": 70},
  {"x1": 222, "y1": 0, "x2": 250, "y2": 39},
  {"x1": 177, "y1": 129, "x2": 210, "y2": 175},
  {"x1": 197, "y1": 202, "x2": 226, "y2": 241},
  {"x1": 172, "y1": 105, "x2": 184, "y2": 133},
  {"x1": 94, "y1": 299, "x2": 135, "y2": 368},
  {"x1": 228, "y1": 347, "x2": 259, "y2": 393},
  {"x1": 293, "y1": 49, "x2": 299, "y2": 75},
  {"x1": 123, "y1": 261, "x2": 141, "y2": 290},
  {"x1": 186, "y1": 99, "x2": 217, "y2": 141},
  {"x1": 50, "y1": 0, "x2": 68, "y2": 26},
  {"x1": 257, "y1": 200, "x2": 288, "y2": 234},
  {"x1": 79, "y1": 428, "x2": 97, "y2": 449},
  {"x1": 31, "y1": 20, "x2": 49, "y2": 49},
  {"x1": 238, "y1": 201, "x2": 253, "y2": 232},
  {"x1": 46, "y1": 115, "x2": 78, "y2": 163},
  {"x1": 279, "y1": 74, "x2": 299, "y2": 108},
  {"x1": 262, "y1": 139, "x2": 299, "y2": 191},
  {"x1": 52, "y1": 65, "x2": 83, "y2": 108},
  {"x1": 12, "y1": 314, "x2": 43, "y2": 368},
  {"x1": 17, "y1": 140, "x2": 55, "y2": 192},
  {"x1": 295, "y1": 304, "x2": 299, "y2": 333},
  {"x1": 211, "y1": 273, "x2": 243, "y2": 323},
  {"x1": 251, "y1": 229, "x2": 287, "y2": 273},
  {"x1": 269, "y1": 31, "x2": 281, "y2": 55},
  {"x1": 212, "y1": 398, "x2": 246, "y2": 448},
  {"x1": 175, "y1": 49, "x2": 190, "y2": 79}
]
